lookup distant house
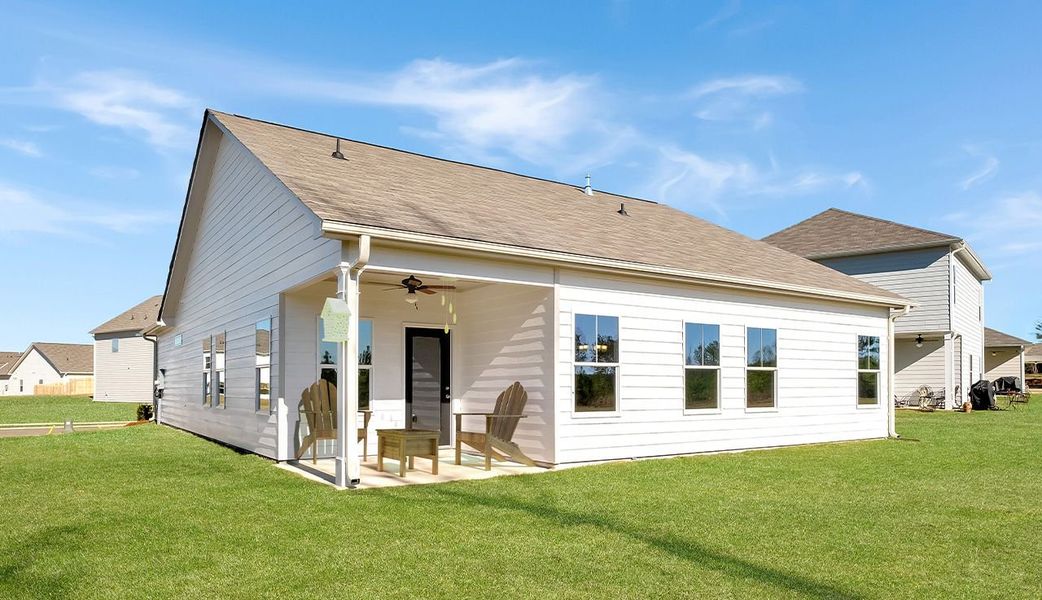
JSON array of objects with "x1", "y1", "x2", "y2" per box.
[
  {"x1": 0, "y1": 351, "x2": 22, "y2": 395},
  {"x1": 0, "y1": 343, "x2": 94, "y2": 396},
  {"x1": 983, "y1": 327, "x2": 1030, "y2": 384},
  {"x1": 149, "y1": 110, "x2": 912, "y2": 488},
  {"x1": 765, "y1": 208, "x2": 991, "y2": 407},
  {"x1": 1025, "y1": 344, "x2": 1042, "y2": 389},
  {"x1": 90, "y1": 296, "x2": 162, "y2": 403}
]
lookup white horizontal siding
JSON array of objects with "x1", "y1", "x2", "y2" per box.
[
  {"x1": 952, "y1": 256, "x2": 985, "y2": 393},
  {"x1": 819, "y1": 248, "x2": 950, "y2": 335},
  {"x1": 93, "y1": 334, "x2": 154, "y2": 403},
  {"x1": 893, "y1": 338, "x2": 946, "y2": 399},
  {"x1": 985, "y1": 348, "x2": 1023, "y2": 381},
  {"x1": 555, "y1": 271, "x2": 890, "y2": 464},
  {"x1": 1, "y1": 349, "x2": 64, "y2": 396},
  {"x1": 156, "y1": 131, "x2": 341, "y2": 459}
]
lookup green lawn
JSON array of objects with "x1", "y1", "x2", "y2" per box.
[
  {"x1": 0, "y1": 402, "x2": 1039, "y2": 598},
  {"x1": 0, "y1": 395, "x2": 140, "y2": 424}
]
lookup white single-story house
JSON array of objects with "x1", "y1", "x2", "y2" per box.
[
  {"x1": 0, "y1": 351, "x2": 22, "y2": 395},
  {"x1": 90, "y1": 296, "x2": 162, "y2": 403},
  {"x1": 0, "y1": 343, "x2": 94, "y2": 396},
  {"x1": 150, "y1": 110, "x2": 912, "y2": 487},
  {"x1": 765, "y1": 209, "x2": 990, "y2": 408}
]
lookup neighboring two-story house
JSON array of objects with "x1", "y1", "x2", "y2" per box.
[
  {"x1": 765, "y1": 208, "x2": 990, "y2": 407},
  {"x1": 90, "y1": 295, "x2": 162, "y2": 403}
]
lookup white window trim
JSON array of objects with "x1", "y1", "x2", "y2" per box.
[
  {"x1": 571, "y1": 313, "x2": 621, "y2": 418},
  {"x1": 358, "y1": 318, "x2": 373, "y2": 411},
  {"x1": 202, "y1": 335, "x2": 212, "y2": 407},
  {"x1": 856, "y1": 334, "x2": 881, "y2": 409},
  {"x1": 316, "y1": 316, "x2": 374, "y2": 411},
  {"x1": 256, "y1": 319, "x2": 272, "y2": 414},
  {"x1": 111, "y1": 338, "x2": 119, "y2": 353},
  {"x1": 214, "y1": 332, "x2": 226, "y2": 409},
  {"x1": 682, "y1": 321, "x2": 722, "y2": 415},
  {"x1": 744, "y1": 326, "x2": 779, "y2": 413}
]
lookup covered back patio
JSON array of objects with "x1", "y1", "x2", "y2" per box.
[{"x1": 278, "y1": 239, "x2": 557, "y2": 487}]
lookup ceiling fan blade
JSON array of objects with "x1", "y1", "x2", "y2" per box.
[
  {"x1": 422, "y1": 285, "x2": 457, "y2": 290},
  {"x1": 419, "y1": 288, "x2": 437, "y2": 295},
  {"x1": 382, "y1": 287, "x2": 404, "y2": 292}
]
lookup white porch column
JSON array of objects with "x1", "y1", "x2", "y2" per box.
[{"x1": 335, "y1": 264, "x2": 361, "y2": 488}]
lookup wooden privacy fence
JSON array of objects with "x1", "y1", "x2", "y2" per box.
[{"x1": 34, "y1": 377, "x2": 94, "y2": 396}]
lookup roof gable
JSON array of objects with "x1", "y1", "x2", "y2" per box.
[
  {"x1": 763, "y1": 208, "x2": 960, "y2": 259},
  {"x1": 0, "y1": 351, "x2": 22, "y2": 377},
  {"x1": 10, "y1": 343, "x2": 94, "y2": 376},
  {"x1": 92, "y1": 295, "x2": 162, "y2": 335},
  {"x1": 205, "y1": 111, "x2": 909, "y2": 307},
  {"x1": 984, "y1": 327, "x2": 1031, "y2": 348}
]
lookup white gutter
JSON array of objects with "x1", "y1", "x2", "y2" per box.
[
  {"x1": 888, "y1": 306, "x2": 909, "y2": 438},
  {"x1": 951, "y1": 241, "x2": 992, "y2": 281},
  {"x1": 321, "y1": 221, "x2": 913, "y2": 310}
]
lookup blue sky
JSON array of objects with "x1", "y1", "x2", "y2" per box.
[{"x1": 1, "y1": 0, "x2": 1040, "y2": 349}]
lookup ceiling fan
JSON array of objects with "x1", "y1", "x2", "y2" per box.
[{"x1": 383, "y1": 275, "x2": 455, "y2": 304}]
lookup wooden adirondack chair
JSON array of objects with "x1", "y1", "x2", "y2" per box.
[
  {"x1": 295, "y1": 380, "x2": 372, "y2": 463},
  {"x1": 454, "y1": 381, "x2": 536, "y2": 471}
]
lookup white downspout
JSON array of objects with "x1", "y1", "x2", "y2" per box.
[
  {"x1": 334, "y1": 234, "x2": 371, "y2": 489},
  {"x1": 888, "y1": 306, "x2": 910, "y2": 438}
]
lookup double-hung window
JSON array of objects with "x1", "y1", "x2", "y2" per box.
[
  {"x1": 256, "y1": 319, "x2": 272, "y2": 412},
  {"x1": 746, "y1": 327, "x2": 777, "y2": 409},
  {"x1": 684, "y1": 322, "x2": 720, "y2": 410},
  {"x1": 111, "y1": 338, "x2": 119, "y2": 352},
  {"x1": 574, "y1": 314, "x2": 619, "y2": 412},
  {"x1": 317, "y1": 317, "x2": 373, "y2": 410},
  {"x1": 214, "y1": 332, "x2": 226, "y2": 408},
  {"x1": 202, "y1": 336, "x2": 212, "y2": 406},
  {"x1": 857, "y1": 335, "x2": 880, "y2": 406}
]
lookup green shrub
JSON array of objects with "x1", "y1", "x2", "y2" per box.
[{"x1": 136, "y1": 404, "x2": 154, "y2": 422}]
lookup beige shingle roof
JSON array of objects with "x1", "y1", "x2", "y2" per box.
[
  {"x1": 91, "y1": 295, "x2": 162, "y2": 335},
  {"x1": 0, "y1": 351, "x2": 22, "y2": 377},
  {"x1": 984, "y1": 327, "x2": 1030, "y2": 348},
  {"x1": 209, "y1": 111, "x2": 908, "y2": 306},
  {"x1": 21, "y1": 343, "x2": 94, "y2": 375},
  {"x1": 1026, "y1": 344, "x2": 1042, "y2": 360},
  {"x1": 763, "y1": 208, "x2": 960, "y2": 258}
]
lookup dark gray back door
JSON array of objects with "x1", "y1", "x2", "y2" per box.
[{"x1": 405, "y1": 328, "x2": 451, "y2": 444}]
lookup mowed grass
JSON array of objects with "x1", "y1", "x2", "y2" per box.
[
  {"x1": 0, "y1": 395, "x2": 140, "y2": 424},
  {"x1": 1, "y1": 401, "x2": 1040, "y2": 599}
]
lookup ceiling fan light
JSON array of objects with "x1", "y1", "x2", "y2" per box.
[
  {"x1": 405, "y1": 295, "x2": 418, "y2": 305},
  {"x1": 915, "y1": 334, "x2": 923, "y2": 348}
]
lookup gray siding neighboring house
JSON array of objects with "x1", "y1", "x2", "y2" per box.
[
  {"x1": 91, "y1": 296, "x2": 162, "y2": 403},
  {"x1": 0, "y1": 343, "x2": 94, "y2": 396},
  {"x1": 765, "y1": 208, "x2": 991, "y2": 407}
]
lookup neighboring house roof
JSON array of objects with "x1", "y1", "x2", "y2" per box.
[
  {"x1": 91, "y1": 295, "x2": 163, "y2": 335},
  {"x1": 0, "y1": 351, "x2": 22, "y2": 377},
  {"x1": 1025, "y1": 343, "x2": 1042, "y2": 361},
  {"x1": 984, "y1": 327, "x2": 1031, "y2": 348},
  {"x1": 179, "y1": 111, "x2": 909, "y2": 309},
  {"x1": 8, "y1": 343, "x2": 94, "y2": 376},
  {"x1": 763, "y1": 208, "x2": 991, "y2": 280}
]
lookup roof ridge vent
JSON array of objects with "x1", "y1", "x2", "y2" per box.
[
  {"x1": 584, "y1": 174, "x2": 593, "y2": 196},
  {"x1": 331, "y1": 138, "x2": 346, "y2": 160}
]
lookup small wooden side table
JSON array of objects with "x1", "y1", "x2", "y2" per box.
[{"x1": 376, "y1": 428, "x2": 440, "y2": 477}]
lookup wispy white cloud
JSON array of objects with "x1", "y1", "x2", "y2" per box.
[
  {"x1": 959, "y1": 145, "x2": 999, "y2": 190},
  {"x1": 689, "y1": 75, "x2": 802, "y2": 127},
  {"x1": 55, "y1": 70, "x2": 197, "y2": 150},
  {"x1": 690, "y1": 75, "x2": 803, "y2": 99},
  {"x1": 645, "y1": 145, "x2": 865, "y2": 216},
  {"x1": 88, "y1": 165, "x2": 141, "y2": 180},
  {"x1": 943, "y1": 192, "x2": 1042, "y2": 256},
  {"x1": 272, "y1": 58, "x2": 603, "y2": 167},
  {"x1": 0, "y1": 182, "x2": 173, "y2": 239},
  {"x1": 0, "y1": 138, "x2": 43, "y2": 157},
  {"x1": 698, "y1": 0, "x2": 742, "y2": 31}
]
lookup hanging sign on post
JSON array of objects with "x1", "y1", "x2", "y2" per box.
[{"x1": 320, "y1": 297, "x2": 352, "y2": 343}]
